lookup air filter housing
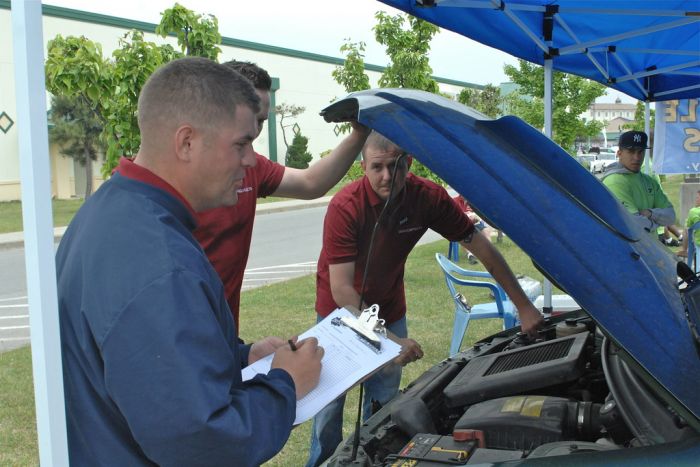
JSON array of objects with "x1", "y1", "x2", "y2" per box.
[{"x1": 444, "y1": 333, "x2": 588, "y2": 408}]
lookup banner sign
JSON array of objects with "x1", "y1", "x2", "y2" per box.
[{"x1": 653, "y1": 99, "x2": 700, "y2": 174}]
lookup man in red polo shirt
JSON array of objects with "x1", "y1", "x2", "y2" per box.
[
  {"x1": 194, "y1": 61, "x2": 369, "y2": 332},
  {"x1": 306, "y1": 131, "x2": 544, "y2": 467}
]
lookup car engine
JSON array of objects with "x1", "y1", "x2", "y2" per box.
[{"x1": 326, "y1": 311, "x2": 700, "y2": 466}]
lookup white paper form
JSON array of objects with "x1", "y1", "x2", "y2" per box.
[{"x1": 241, "y1": 307, "x2": 401, "y2": 425}]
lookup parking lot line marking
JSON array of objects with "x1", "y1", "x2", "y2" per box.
[{"x1": 0, "y1": 295, "x2": 27, "y2": 302}]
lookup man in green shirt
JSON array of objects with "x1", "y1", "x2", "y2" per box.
[{"x1": 601, "y1": 130, "x2": 676, "y2": 235}]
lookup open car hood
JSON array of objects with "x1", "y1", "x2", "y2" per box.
[{"x1": 322, "y1": 89, "x2": 700, "y2": 421}]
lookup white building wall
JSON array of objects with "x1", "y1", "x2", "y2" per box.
[
  {"x1": 0, "y1": 8, "x2": 21, "y2": 200},
  {"x1": 1, "y1": 4, "x2": 477, "y2": 201}
]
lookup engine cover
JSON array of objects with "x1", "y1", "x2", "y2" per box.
[{"x1": 444, "y1": 332, "x2": 588, "y2": 407}]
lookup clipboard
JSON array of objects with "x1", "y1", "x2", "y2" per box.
[{"x1": 241, "y1": 307, "x2": 400, "y2": 425}]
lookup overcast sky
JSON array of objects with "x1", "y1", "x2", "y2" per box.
[{"x1": 43, "y1": 0, "x2": 631, "y2": 102}]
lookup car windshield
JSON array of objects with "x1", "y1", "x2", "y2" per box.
[{"x1": 599, "y1": 153, "x2": 616, "y2": 160}]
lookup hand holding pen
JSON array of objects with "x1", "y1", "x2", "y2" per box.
[{"x1": 272, "y1": 337, "x2": 324, "y2": 399}]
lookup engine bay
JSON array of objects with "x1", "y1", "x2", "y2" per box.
[{"x1": 327, "y1": 311, "x2": 700, "y2": 466}]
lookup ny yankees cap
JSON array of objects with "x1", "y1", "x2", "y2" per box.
[{"x1": 619, "y1": 130, "x2": 649, "y2": 149}]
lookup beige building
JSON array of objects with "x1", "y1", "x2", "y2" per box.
[
  {"x1": 586, "y1": 98, "x2": 637, "y2": 122},
  {"x1": 582, "y1": 97, "x2": 638, "y2": 146},
  {"x1": 1, "y1": 1, "x2": 479, "y2": 201}
]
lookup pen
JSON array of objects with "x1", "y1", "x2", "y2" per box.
[{"x1": 288, "y1": 339, "x2": 297, "y2": 352}]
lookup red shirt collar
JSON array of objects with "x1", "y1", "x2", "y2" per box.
[{"x1": 117, "y1": 157, "x2": 196, "y2": 217}]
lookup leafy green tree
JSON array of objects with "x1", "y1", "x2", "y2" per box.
[
  {"x1": 45, "y1": 3, "x2": 222, "y2": 178},
  {"x1": 45, "y1": 35, "x2": 114, "y2": 177},
  {"x1": 373, "y1": 12, "x2": 440, "y2": 92},
  {"x1": 504, "y1": 59, "x2": 605, "y2": 152},
  {"x1": 333, "y1": 40, "x2": 371, "y2": 93},
  {"x1": 457, "y1": 84, "x2": 502, "y2": 118},
  {"x1": 49, "y1": 95, "x2": 105, "y2": 199},
  {"x1": 623, "y1": 101, "x2": 655, "y2": 132},
  {"x1": 46, "y1": 32, "x2": 179, "y2": 177},
  {"x1": 286, "y1": 133, "x2": 313, "y2": 169},
  {"x1": 155, "y1": 3, "x2": 221, "y2": 60},
  {"x1": 45, "y1": 35, "x2": 112, "y2": 122}
]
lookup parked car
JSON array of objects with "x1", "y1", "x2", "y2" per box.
[
  {"x1": 576, "y1": 153, "x2": 597, "y2": 171},
  {"x1": 321, "y1": 89, "x2": 700, "y2": 466},
  {"x1": 589, "y1": 149, "x2": 618, "y2": 173}
]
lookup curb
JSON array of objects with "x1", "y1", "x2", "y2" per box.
[
  {"x1": 0, "y1": 197, "x2": 333, "y2": 250},
  {"x1": 255, "y1": 196, "x2": 332, "y2": 215}
]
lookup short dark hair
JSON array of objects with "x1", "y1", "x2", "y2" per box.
[
  {"x1": 138, "y1": 57, "x2": 260, "y2": 138},
  {"x1": 222, "y1": 60, "x2": 272, "y2": 91},
  {"x1": 362, "y1": 131, "x2": 402, "y2": 157}
]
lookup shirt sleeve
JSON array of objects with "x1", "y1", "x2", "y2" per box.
[
  {"x1": 648, "y1": 176, "x2": 675, "y2": 226},
  {"x1": 323, "y1": 199, "x2": 359, "y2": 265},
  {"x1": 255, "y1": 154, "x2": 286, "y2": 198},
  {"x1": 428, "y1": 187, "x2": 475, "y2": 241},
  {"x1": 101, "y1": 269, "x2": 296, "y2": 467}
]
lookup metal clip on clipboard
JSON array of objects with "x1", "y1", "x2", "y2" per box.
[{"x1": 333, "y1": 304, "x2": 386, "y2": 351}]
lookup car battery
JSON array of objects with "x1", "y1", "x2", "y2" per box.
[{"x1": 388, "y1": 433, "x2": 523, "y2": 466}]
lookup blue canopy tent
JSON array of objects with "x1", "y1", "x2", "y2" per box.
[
  {"x1": 379, "y1": 1, "x2": 700, "y2": 102},
  {"x1": 378, "y1": 0, "x2": 700, "y2": 309}
]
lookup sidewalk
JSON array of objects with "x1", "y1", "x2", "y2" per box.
[{"x1": 0, "y1": 195, "x2": 333, "y2": 250}]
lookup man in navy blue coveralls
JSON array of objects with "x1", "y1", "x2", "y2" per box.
[{"x1": 56, "y1": 57, "x2": 324, "y2": 466}]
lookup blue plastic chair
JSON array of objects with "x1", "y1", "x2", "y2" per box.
[
  {"x1": 448, "y1": 241, "x2": 460, "y2": 262},
  {"x1": 435, "y1": 253, "x2": 518, "y2": 356},
  {"x1": 686, "y1": 221, "x2": 700, "y2": 273}
]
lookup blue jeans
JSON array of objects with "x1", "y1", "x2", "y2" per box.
[{"x1": 305, "y1": 316, "x2": 407, "y2": 467}]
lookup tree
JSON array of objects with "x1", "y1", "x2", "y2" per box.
[
  {"x1": 49, "y1": 95, "x2": 105, "y2": 199},
  {"x1": 45, "y1": 3, "x2": 222, "y2": 178},
  {"x1": 155, "y1": 3, "x2": 221, "y2": 60},
  {"x1": 457, "y1": 84, "x2": 502, "y2": 118},
  {"x1": 275, "y1": 103, "x2": 305, "y2": 160},
  {"x1": 623, "y1": 101, "x2": 655, "y2": 132},
  {"x1": 373, "y1": 12, "x2": 440, "y2": 92},
  {"x1": 330, "y1": 12, "x2": 444, "y2": 184},
  {"x1": 332, "y1": 40, "x2": 371, "y2": 93},
  {"x1": 286, "y1": 133, "x2": 313, "y2": 169},
  {"x1": 504, "y1": 59, "x2": 606, "y2": 152}
]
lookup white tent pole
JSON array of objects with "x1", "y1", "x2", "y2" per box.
[
  {"x1": 644, "y1": 101, "x2": 652, "y2": 174},
  {"x1": 543, "y1": 57, "x2": 553, "y2": 313},
  {"x1": 11, "y1": 0, "x2": 69, "y2": 465}
]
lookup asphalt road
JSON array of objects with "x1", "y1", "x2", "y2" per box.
[{"x1": 0, "y1": 205, "x2": 443, "y2": 352}]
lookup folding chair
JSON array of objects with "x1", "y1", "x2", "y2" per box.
[{"x1": 435, "y1": 253, "x2": 518, "y2": 356}]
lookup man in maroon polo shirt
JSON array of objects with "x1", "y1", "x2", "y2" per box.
[
  {"x1": 194, "y1": 61, "x2": 369, "y2": 332},
  {"x1": 306, "y1": 131, "x2": 544, "y2": 467}
]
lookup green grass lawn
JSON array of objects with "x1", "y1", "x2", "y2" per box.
[
  {"x1": 0, "y1": 199, "x2": 84, "y2": 234},
  {"x1": 0, "y1": 237, "x2": 538, "y2": 466}
]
